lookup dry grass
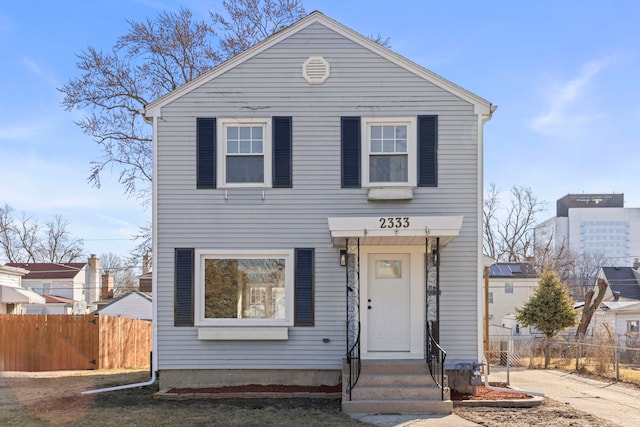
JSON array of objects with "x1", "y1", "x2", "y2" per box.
[{"x1": 0, "y1": 370, "x2": 366, "y2": 426}]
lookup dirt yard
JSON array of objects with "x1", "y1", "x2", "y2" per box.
[{"x1": 0, "y1": 369, "x2": 623, "y2": 426}]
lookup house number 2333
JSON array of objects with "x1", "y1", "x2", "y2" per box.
[{"x1": 379, "y1": 217, "x2": 410, "y2": 228}]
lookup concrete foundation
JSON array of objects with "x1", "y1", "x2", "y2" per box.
[{"x1": 159, "y1": 369, "x2": 341, "y2": 391}]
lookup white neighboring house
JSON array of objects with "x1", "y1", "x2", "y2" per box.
[
  {"x1": 0, "y1": 265, "x2": 46, "y2": 313},
  {"x1": 488, "y1": 263, "x2": 540, "y2": 337},
  {"x1": 581, "y1": 266, "x2": 640, "y2": 342},
  {"x1": 95, "y1": 291, "x2": 152, "y2": 321},
  {"x1": 5, "y1": 255, "x2": 101, "y2": 313}
]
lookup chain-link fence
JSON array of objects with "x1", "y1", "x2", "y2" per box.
[{"x1": 485, "y1": 335, "x2": 640, "y2": 386}]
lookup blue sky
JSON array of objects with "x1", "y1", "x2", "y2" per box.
[{"x1": 1, "y1": 0, "x2": 639, "y2": 260}]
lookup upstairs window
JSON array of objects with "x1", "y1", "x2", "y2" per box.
[
  {"x1": 628, "y1": 320, "x2": 639, "y2": 333},
  {"x1": 505, "y1": 282, "x2": 514, "y2": 294},
  {"x1": 362, "y1": 117, "x2": 417, "y2": 187},
  {"x1": 217, "y1": 118, "x2": 272, "y2": 187}
]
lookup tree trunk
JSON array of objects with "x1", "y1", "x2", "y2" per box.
[
  {"x1": 545, "y1": 335, "x2": 551, "y2": 368},
  {"x1": 576, "y1": 278, "x2": 608, "y2": 339}
]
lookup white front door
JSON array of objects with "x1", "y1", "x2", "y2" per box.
[{"x1": 367, "y1": 253, "x2": 411, "y2": 352}]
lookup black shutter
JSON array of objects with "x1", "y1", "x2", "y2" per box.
[
  {"x1": 417, "y1": 115, "x2": 438, "y2": 187},
  {"x1": 294, "y1": 248, "x2": 314, "y2": 326},
  {"x1": 272, "y1": 116, "x2": 292, "y2": 188},
  {"x1": 175, "y1": 248, "x2": 194, "y2": 326},
  {"x1": 341, "y1": 117, "x2": 361, "y2": 188},
  {"x1": 197, "y1": 118, "x2": 216, "y2": 189}
]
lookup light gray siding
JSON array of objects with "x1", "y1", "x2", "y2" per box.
[{"x1": 155, "y1": 22, "x2": 482, "y2": 370}]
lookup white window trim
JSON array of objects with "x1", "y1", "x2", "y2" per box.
[
  {"x1": 361, "y1": 116, "x2": 417, "y2": 188},
  {"x1": 194, "y1": 249, "x2": 294, "y2": 327},
  {"x1": 216, "y1": 118, "x2": 272, "y2": 188}
]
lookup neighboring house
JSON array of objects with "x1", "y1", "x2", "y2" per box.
[
  {"x1": 535, "y1": 193, "x2": 640, "y2": 267},
  {"x1": 95, "y1": 291, "x2": 152, "y2": 321},
  {"x1": 487, "y1": 263, "x2": 539, "y2": 337},
  {"x1": 25, "y1": 295, "x2": 75, "y2": 314},
  {"x1": 597, "y1": 266, "x2": 640, "y2": 301},
  {"x1": 0, "y1": 265, "x2": 45, "y2": 313},
  {"x1": 6, "y1": 255, "x2": 102, "y2": 313},
  {"x1": 145, "y1": 12, "x2": 494, "y2": 413},
  {"x1": 584, "y1": 301, "x2": 640, "y2": 344}
]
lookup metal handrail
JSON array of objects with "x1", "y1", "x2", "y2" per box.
[
  {"x1": 426, "y1": 325, "x2": 447, "y2": 400},
  {"x1": 345, "y1": 324, "x2": 361, "y2": 400}
]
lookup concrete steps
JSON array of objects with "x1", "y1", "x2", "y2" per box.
[{"x1": 341, "y1": 359, "x2": 452, "y2": 415}]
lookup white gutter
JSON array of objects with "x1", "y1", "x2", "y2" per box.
[{"x1": 482, "y1": 356, "x2": 544, "y2": 396}]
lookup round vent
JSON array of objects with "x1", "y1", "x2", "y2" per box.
[{"x1": 302, "y1": 56, "x2": 330, "y2": 85}]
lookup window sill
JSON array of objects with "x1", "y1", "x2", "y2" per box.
[
  {"x1": 367, "y1": 187, "x2": 414, "y2": 201},
  {"x1": 197, "y1": 327, "x2": 289, "y2": 341}
]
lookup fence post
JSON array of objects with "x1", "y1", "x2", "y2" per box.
[
  {"x1": 575, "y1": 339, "x2": 580, "y2": 371},
  {"x1": 615, "y1": 342, "x2": 620, "y2": 382}
]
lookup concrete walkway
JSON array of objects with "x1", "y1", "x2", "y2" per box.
[
  {"x1": 510, "y1": 368, "x2": 640, "y2": 427},
  {"x1": 350, "y1": 413, "x2": 479, "y2": 427}
]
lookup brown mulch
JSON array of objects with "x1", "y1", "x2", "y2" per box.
[
  {"x1": 167, "y1": 384, "x2": 342, "y2": 394},
  {"x1": 452, "y1": 385, "x2": 531, "y2": 400}
]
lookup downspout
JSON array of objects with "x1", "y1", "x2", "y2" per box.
[
  {"x1": 82, "y1": 109, "x2": 160, "y2": 395},
  {"x1": 81, "y1": 370, "x2": 157, "y2": 395}
]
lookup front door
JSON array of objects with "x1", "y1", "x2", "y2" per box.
[{"x1": 367, "y1": 253, "x2": 411, "y2": 352}]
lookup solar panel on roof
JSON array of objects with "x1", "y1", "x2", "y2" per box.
[{"x1": 510, "y1": 265, "x2": 522, "y2": 273}]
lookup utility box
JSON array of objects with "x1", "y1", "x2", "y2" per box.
[{"x1": 445, "y1": 360, "x2": 483, "y2": 394}]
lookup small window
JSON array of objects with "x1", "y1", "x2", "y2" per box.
[
  {"x1": 628, "y1": 320, "x2": 639, "y2": 333},
  {"x1": 505, "y1": 282, "x2": 514, "y2": 294},
  {"x1": 488, "y1": 292, "x2": 494, "y2": 304},
  {"x1": 195, "y1": 250, "x2": 293, "y2": 326},
  {"x1": 362, "y1": 117, "x2": 416, "y2": 187},
  {"x1": 218, "y1": 118, "x2": 272, "y2": 187}
]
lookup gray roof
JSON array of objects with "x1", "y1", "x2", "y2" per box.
[
  {"x1": 488, "y1": 263, "x2": 538, "y2": 279},
  {"x1": 601, "y1": 267, "x2": 640, "y2": 300}
]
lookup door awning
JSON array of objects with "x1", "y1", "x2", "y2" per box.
[
  {"x1": 0, "y1": 284, "x2": 46, "y2": 304},
  {"x1": 327, "y1": 216, "x2": 463, "y2": 246}
]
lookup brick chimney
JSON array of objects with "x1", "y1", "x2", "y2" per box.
[
  {"x1": 142, "y1": 253, "x2": 151, "y2": 274},
  {"x1": 101, "y1": 273, "x2": 114, "y2": 300},
  {"x1": 86, "y1": 254, "x2": 100, "y2": 304}
]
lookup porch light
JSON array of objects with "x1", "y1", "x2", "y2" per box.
[
  {"x1": 432, "y1": 249, "x2": 439, "y2": 267},
  {"x1": 339, "y1": 249, "x2": 347, "y2": 266}
]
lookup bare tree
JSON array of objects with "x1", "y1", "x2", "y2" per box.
[
  {"x1": 60, "y1": 1, "x2": 306, "y2": 203},
  {"x1": 0, "y1": 204, "x2": 23, "y2": 262},
  {"x1": 576, "y1": 278, "x2": 608, "y2": 339},
  {"x1": 41, "y1": 215, "x2": 84, "y2": 262},
  {"x1": 483, "y1": 184, "x2": 546, "y2": 262},
  {"x1": 60, "y1": 1, "x2": 308, "y2": 262},
  {"x1": 0, "y1": 204, "x2": 84, "y2": 263},
  {"x1": 100, "y1": 252, "x2": 140, "y2": 298},
  {"x1": 211, "y1": 0, "x2": 306, "y2": 59}
]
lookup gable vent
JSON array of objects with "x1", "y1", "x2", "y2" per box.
[{"x1": 303, "y1": 56, "x2": 330, "y2": 85}]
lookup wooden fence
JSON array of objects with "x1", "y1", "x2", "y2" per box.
[{"x1": 0, "y1": 314, "x2": 151, "y2": 371}]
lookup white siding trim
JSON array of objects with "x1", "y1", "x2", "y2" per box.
[
  {"x1": 198, "y1": 327, "x2": 288, "y2": 340},
  {"x1": 327, "y1": 216, "x2": 463, "y2": 246}
]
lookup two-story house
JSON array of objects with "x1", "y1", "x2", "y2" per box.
[
  {"x1": 6, "y1": 254, "x2": 101, "y2": 313},
  {"x1": 145, "y1": 12, "x2": 494, "y2": 414},
  {"x1": 0, "y1": 265, "x2": 45, "y2": 313}
]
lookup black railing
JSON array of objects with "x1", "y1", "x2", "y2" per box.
[
  {"x1": 345, "y1": 322, "x2": 361, "y2": 400},
  {"x1": 426, "y1": 322, "x2": 446, "y2": 400},
  {"x1": 345, "y1": 237, "x2": 361, "y2": 400},
  {"x1": 425, "y1": 237, "x2": 446, "y2": 400}
]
